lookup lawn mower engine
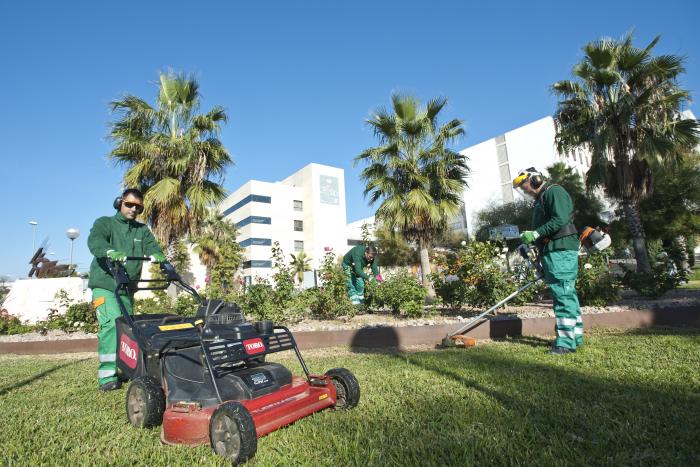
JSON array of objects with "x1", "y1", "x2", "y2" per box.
[{"x1": 111, "y1": 259, "x2": 360, "y2": 465}]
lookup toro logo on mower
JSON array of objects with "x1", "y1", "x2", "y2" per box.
[
  {"x1": 243, "y1": 338, "x2": 265, "y2": 355},
  {"x1": 119, "y1": 334, "x2": 139, "y2": 369}
]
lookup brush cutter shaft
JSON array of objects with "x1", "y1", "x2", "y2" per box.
[{"x1": 447, "y1": 276, "x2": 542, "y2": 338}]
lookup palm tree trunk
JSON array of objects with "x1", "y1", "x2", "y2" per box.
[
  {"x1": 419, "y1": 238, "x2": 435, "y2": 299},
  {"x1": 622, "y1": 199, "x2": 652, "y2": 273}
]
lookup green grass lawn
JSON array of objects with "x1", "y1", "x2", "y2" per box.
[{"x1": 1, "y1": 328, "x2": 699, "y2": 466}]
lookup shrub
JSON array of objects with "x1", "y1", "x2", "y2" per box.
[
  {"x1": 309, "y1": 250, "x2": 354, "y2": 319},
  {"x1": 0, "y1": 309, "x2": 33, "y2": 335},
  {"x1": 366, "y1": 269, "x2": 427, "y2": 317},
  {"x1": 431, "y1": 241, "x2": 543, "y2": 309},
  {"x1": 623, "y1": 253, "x2": 688, "y2": 298},
  {"x1": 238, "y1": 282, "x2": 280, "y2": 322},
  {"x1": 576, "y1": 253, "x2": 620, "y2": 306},
  {"x1": 62, "y1": 302, "x2": 99, "y2": 332}
]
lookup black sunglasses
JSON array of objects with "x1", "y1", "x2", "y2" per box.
[{"x1": 123, "y1": 202, "x2": 144, "y2": 213}]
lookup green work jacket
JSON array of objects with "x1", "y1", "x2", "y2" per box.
[
  {"x1": 531, "y1": 183, "x2": 580, "y2": 253},
  {"x1": 342, "y1": 245, "x2": 380, "y2": 280},
  {"x1": 87, "y1": 213, "x2": 163, "y2": 291}
]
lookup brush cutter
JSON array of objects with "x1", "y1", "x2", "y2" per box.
[{"x1": 441, "y1": 244, "x2": 543, "y2": 348}]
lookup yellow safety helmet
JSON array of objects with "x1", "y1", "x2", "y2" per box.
[{"x1": 512, "y1": 167, "x2": 544, "y2": 189}]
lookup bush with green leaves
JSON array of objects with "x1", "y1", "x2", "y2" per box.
[
  {"x1": 623, "y1": 253, "x2": 688, "y2": 298},
  {"x1": 366, "y1": 269, "x2": 426, "y2": 317},
  {"x1": 576, "y1": 253, "x2": 620, "y2": 306},
  {"x1": 0, "y1": 309, "x2": 33, "y2": 335},
  {"x1": 431, "y1": 241, "x2": 542, "y2": 309},
  {"x1": 309, "y1": 249, "x2": 354, "y2": 319}
]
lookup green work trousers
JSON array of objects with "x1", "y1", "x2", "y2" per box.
[
  {"x1": 343, "y1": 265, "x2": 365, "y2": 305},
  {"x1": 92, "y1": 288, "x2": 132, "y2": 385},
  {"x1": 541, "y1": 250, "x2": 583, "y2": 350}
]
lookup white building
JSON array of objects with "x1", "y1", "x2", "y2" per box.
[
  {"x1": 459, "y1": 116, "x2": 594, "y2": 235},
  {"x1": 219, "y1": 163, "x2": 348, "y2": 284}
]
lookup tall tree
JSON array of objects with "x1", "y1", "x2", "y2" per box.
[
  {"x1": 552, "y1": 33, "x2": 700, "y2": 272},
  {"x1": 109, "y1": 72, "x2": 233, "y2": 259},
  {"x1": 356, "y1": 94, "x2": 469, "y2": 297}
]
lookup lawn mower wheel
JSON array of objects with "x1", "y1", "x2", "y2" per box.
[
  {"x1": 126, "y1": 376, "x2": 165, "y2": 429},
  {"x1": 209, "y1": 402, "x2": 257, "y2": 465},
  {"x1": 326, "y1": 368, "x2": 360, "y2": 409}
]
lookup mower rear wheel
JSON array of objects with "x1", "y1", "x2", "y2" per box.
[
  {"x1": 326, "y1": 368, "x2": 360, "y2": 409},
  {"x1": 209, "y1": 402, "x2": 257, "y2": 464},
  {"x1": 126, "y1": 376, "x2": 165, "y2": 429}
]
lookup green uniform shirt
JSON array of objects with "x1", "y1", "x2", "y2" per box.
[
  {"x1": 87, "y1": 213, "x2": 163, "y2": 291},
  {"x1": 531, "y1": 183, "x2": 579, "y2": 252},
  {"x1": 342, "y1": 245, "x2": 380, "y2": 280}
]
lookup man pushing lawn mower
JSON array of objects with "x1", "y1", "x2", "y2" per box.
[
  {"x1": 513, "y1": 168, "x2": 583, "y2": 355},
  {"x1": 87, "y1": 188, "x2": 166, "y2": 390}
]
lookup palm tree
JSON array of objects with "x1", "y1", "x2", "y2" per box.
[
  {"x1": 552, "y1": 34, "x2": 700, "y2": 272},
  {"x1": 191, "y1": 209, "x2": 240, "y2": 272},
  {"x1": 289, "y1": 251, "x2": 312, "y2": 285},
  {"x1": 356, "y1": 94, "x2": 469, "y2": 297},
  {"x1": 109, "y1": 71, "x2": 233, "y2": 259}
]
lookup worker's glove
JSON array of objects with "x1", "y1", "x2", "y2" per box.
[
  {"x1": 149, "y1": 252, "x2": 166, "y2": 263},
  {"x1": 520, "y1": 230, "x2": 540, "y2": 245},
  {"x1": 375, "y1": 274, "x2": 384, "y2": 283},
  {"x1": 106, "y1": 250, "x2": 127, "y2": 263}
]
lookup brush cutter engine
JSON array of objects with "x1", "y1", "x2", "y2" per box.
[{"x1": 579, "y1": 226, "x2": 611, "y2": 253}]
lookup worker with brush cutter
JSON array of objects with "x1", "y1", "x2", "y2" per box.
[{"x1": 513, "y1": 168, "x2": 582, "y2": 355}]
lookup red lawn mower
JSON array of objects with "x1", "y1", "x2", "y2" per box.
[{"x1": 108, "y1": 258, "x2": 360, "y2": 464}]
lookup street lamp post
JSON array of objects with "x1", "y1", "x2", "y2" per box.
[
  {"x1": 29, "y1": 220, "x2": 38, "y2": 252},
  {"x1": 66, "y1": 228, "x2": 80, "y2": 275}
]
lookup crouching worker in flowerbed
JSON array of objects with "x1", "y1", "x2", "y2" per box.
[{"x1": 342, "y1": 244, "x2": 383, "y2": 305}]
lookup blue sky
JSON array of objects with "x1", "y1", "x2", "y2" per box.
[{"x1": 1, "y1": 0, "x2": 698, "y2": 279}]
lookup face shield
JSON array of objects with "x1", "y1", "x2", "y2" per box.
[{"x1": 512, "y1": 172, "x2": 532, "y2": 198}]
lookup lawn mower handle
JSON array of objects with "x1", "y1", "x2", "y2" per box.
[{"x1": 105, "y1": 257, "x2": 202, "y2": 340}]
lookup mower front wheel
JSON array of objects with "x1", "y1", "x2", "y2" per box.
[
  {"x1": 126, "y1": 376, "x2": 165, "y2": 428},
  {"x1": 326, "y1": 368, "x2": 360, "y2": 409},
  {"x1": 209, "y1": 402, "x2": 257, "y2": 465}
]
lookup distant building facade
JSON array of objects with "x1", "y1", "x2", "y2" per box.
[
  {"x1": 458, "y1": 116, "x2": 596, "y2": 235},
  {"x1": 219, "y1": 163, "x2": 348, "y2": 284}
]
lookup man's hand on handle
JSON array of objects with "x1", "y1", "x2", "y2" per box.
[
  {"x1": 106, "y1": 250, "x2": 127, "y2": 263},
  {"x1": 519, "y1": 231, "x2": 540, "y2": 245},
  {"x1": 150, "y1": 252, "x2": 166, "y2": 263}
]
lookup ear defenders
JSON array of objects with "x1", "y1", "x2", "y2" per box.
[{"x1": 512, "y1": 167, "x2": 544, "y2": 189}]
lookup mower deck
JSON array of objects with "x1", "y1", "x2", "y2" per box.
[{"x1": 162, "y1": 375, "x2": 337, "y2": 445}]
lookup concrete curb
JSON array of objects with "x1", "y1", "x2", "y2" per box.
[{"x1": 1, "y1": 306, "x2": 699, "y2": 355}]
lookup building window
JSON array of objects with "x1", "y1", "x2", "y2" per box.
[
  {"x1": 236, "y1": 216, "x2": 272, "y2": 228},
  {"x1": 239, "y1": 238, "x2": 272, "y2": 247},
  {"x1": 242, "y1": 260, "x2": 272, "y2": 269},
  {"x1": 495, "y1": 136, "x2": 513, "y2": 203},
  {"x1": 293, "y1": 200, "x2": 303, "y2": 211},
  {"x1": 294, "y1": 220, "x2": 303, "y2": 232},
  {"x1": 222, "y1": 194, "x2": 271, "y2": 217},
  {"x1": 294, "y1": 240, "x2": 304, "y2": 252}
]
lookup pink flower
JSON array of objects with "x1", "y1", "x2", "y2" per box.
[{"x1": 324, "y1": 246, "x2": 333, "y2": 252}]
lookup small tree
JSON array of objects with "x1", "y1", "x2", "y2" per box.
[{"x1": 289, "y1": 251, "x2": 312, "y2": 285}]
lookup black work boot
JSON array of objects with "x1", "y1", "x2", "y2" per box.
[
  {"x1": 547, "y1": 346, "x2": 575, "y2": 355},
  {"x1": 99, "y1": 381, "x2": 122, "y2": 391}
]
